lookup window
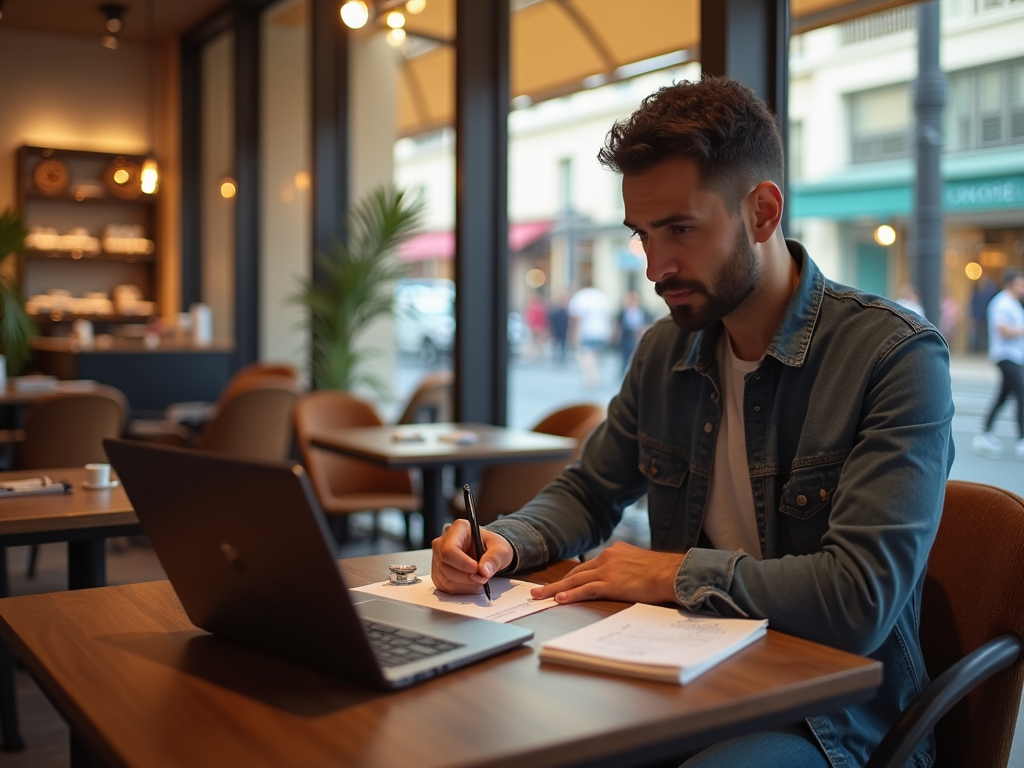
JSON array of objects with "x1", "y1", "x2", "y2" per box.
[
  {"x1": 849, "y1": 84, "x2": 912, "y2": 163},
  {"x1": 945, "y1": 60, "x2": 1024, "y2": 152}
]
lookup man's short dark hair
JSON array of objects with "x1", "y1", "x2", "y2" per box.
[{"x1": 597, "y1": 75, "x2": 784, "y2": 211}]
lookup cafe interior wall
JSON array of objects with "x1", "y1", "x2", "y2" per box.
[{"x1": 0, "y1": 25, "x2": 181, "y2": 326}]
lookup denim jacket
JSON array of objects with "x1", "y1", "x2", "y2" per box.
[{"x1": 489, "y1": 241, "x2": 955, "y2": 768}]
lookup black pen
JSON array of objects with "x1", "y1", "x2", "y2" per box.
[{"x1": 463, "y1": 483, "x2": 492, "y2": 603}]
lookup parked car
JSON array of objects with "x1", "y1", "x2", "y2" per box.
[{"x1": 393, "y1": 278, "x2": 530, "y2": 363}]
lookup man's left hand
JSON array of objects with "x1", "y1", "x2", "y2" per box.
[{"x1": 529, "y1": 542, "x2": 684, "y2": 605}]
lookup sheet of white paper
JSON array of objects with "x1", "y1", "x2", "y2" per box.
[{"x1": 352, "y1": 574, "x2": 556, "y2": 623}]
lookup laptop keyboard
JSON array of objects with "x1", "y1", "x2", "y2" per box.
[{"x1": 363, "y1": 621, "x2": 465, "y2": 668}]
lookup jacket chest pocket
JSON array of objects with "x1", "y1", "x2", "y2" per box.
[
  {"x1": 778, "y1": 464, "x2": 842, "y2": 555},
  {"x1": 638, "y1": 444, "x2": 689, "y2": 548}
]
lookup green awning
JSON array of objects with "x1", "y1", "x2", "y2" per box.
[{"x1": 791, "y1": 146, "x2": 1024, "y2": 219}]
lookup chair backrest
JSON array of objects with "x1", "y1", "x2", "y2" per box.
[
  {"x1": 196, "y1": 375, "x2": 299, "y2": 461},
  {"x1": 922, "y1": 480, "x2": 1024, "y2": 767},
  {"x1": 219, "y1": 361, "x2": 301, "y2": 404},
  {"x1": 472, "y1": 403, "x2": 605, "y2": 524},
  {"x1": 396, "y1": 371, "x2": 453, "y2": 425},
  {"x1": 19, "y1": 385, "x2": 128, "y2": 469},
  {"x1": 294, "y1": 390, "x2": 414, "y2": 501}
]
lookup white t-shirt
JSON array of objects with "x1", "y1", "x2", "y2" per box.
[
  {"x1": 703, "y1": 333, "x2": 762, "y2": 559},
  {"x1": 987, "y1": 289, "x2": 1024, "y2": 365},
  {"x1": 569, "y1": 288, "x2": 612, "y2": 344}
]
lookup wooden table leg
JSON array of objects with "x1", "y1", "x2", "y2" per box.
[
  {"x1": 67, "y1": 539, "x2": 105, "y2": 591},
  {"x1": 0, "y1": 548, "x2": 25, "y2": 752}
]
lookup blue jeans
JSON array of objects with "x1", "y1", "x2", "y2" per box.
[{"x1": 680, "y1": 723, "x2": 829, "y2": 768}]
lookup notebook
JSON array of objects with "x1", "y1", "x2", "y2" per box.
[
  {"x1": 104, "y1": 438, "x2": 533, "y2": 690},
  {"x1": 539, "y1": 603, "x2": 767, "y2": 684}
]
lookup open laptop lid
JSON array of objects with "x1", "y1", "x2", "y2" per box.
[{"x1": 105, "y1": 438, "x2": 395, "y2": 688}]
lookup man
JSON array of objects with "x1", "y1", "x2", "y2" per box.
[
  {"x1": 433, "y1": 77, "x2": 954, "y2": 767},
  {"x1": 569, "y1": 279, "x2": 612, "y2": 388},
  {"x1": 973, "y1": 269, "x2": 1024, "y2": 460}
]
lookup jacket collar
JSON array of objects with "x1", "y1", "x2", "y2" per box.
[{"x1": 673, "y1": 239, "x2": 823, "y2": 373}]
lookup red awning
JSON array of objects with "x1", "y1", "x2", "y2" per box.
[{"x1": 399, "y1": 221, "x2": 552, "y2": 262}]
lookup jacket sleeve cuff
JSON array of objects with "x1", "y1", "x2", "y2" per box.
[
  {"x1": 675, "y1": 547, "x2": 750, "y2": 618},
  {"x1": 485, "y1": 518, "x2": 550, "y2": 574}
]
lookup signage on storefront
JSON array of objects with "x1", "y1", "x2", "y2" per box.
[{"x1": 944, "y1": 176, "x2": 1024, "y2": 211}]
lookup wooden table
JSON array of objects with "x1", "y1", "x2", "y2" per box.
[
  {"x1": 311, "y1": 422, "x2": 577, "y2": 541},
  {"x1": 0, "y1": 466, "x2": 140, "y2": 752},
  {"x1": 0, "y1": 379, "x2": 107, "y2": 408},
  {"x1": 0, "y1": 550, "x2": 882, "y2": 768}
]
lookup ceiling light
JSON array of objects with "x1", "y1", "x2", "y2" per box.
[
  {"x1": 100, "y1": 4, "x2": 127, "y2": 49},
  {"x1": 386, "y1": 10, "x2": 406, "y2": 28},
  {"x1": 340, "y1": 0, "x2": 369, "y2": 29},
  {"x1": 140, "y1": 158, "x2": 159, "y2": 195},
  {"x1": 406, "y1": 0, "x2": 427, "y2": 13}
]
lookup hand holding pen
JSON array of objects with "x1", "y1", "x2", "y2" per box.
[{"x1": 462, "y1": 484, "x2": 492, "y2": 603}]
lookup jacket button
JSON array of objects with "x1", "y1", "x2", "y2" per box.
[
  {"x1": 753, "y1": 405, "x2": 761, "y2": 412},
  {"x1": 820, "y1": 488, "x2": 828, "y2": 500},
  {"x1": 704, "y1": 422, "x2": 713, "y2": 433},
  {"x1": 796, "y1": 494, "x2": 807, "y2": 506},
  {"x1": 711, "y1": 392, "x2": 719, "y2": 401}
]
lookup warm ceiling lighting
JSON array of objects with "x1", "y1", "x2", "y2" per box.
[
  {"x1": 100, "y1": 4, "x2": 126, "y2": 49},
  {"x1": 386, "y1": 28, "x2": 406, "y2": 46},
  {"x1": 874, "y1": 224, "x2": 896, "y2": 246},
  {"x1": 965, "y1": 262, "x2": 983, "y2": 281},
  {"x1": 220, "y1": 178, "x2": 237, "y2": 199},
  {"x1": 406, "y1": 0, "x2": 426, "y2": 13},
  {"x1": 386, "y1": 10, "x2": 406, "y2": 28},
  {"x1": 112, "y1": 168, "x2": 130, "y2": 185},
  {"x1": 340, "y1": 0, "x2": 369, "y2": 29}
]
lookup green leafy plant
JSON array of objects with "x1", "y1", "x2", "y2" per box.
[
  {"x1": 292, "y1": 185, "x2": 425, "y2": 392},
  {"x1": 0, "y1": 208, "x2": 37, "y2": 375}
]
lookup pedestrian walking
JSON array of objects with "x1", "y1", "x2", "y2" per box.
[{"x1": 973, "y1": 269, "x2": 1024, "y2": 459}]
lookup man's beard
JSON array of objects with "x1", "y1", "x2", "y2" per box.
[{"x1": 655, "y1": 224, "x2": 762, "y2": 333}]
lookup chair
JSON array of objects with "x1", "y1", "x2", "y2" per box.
[
  {"x1": 17, "y1": 385, "x2": 129, "y2": 578},
  {"x1": 294, "y1": 390, "x2": 421, "y2": 546},
  {"x1": 396, "y1": 370, "x2": 453, "y2": 425},
  {"x1": 453, "y1": 403, "x2": 605, "y2": 525},
  {"x1": 189, "y1": 375, "x2": 300, "y2": 461},
  {"x1": 866, "y1": 480, "x2": 1024, "y2": 768},
  {"x1": 129, "y1": 361, "x2": 301, "y2": 440}
]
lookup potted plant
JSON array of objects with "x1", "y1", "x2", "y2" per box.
[
  {"x1": 292, "y1": 185, "x2": 425, "y2": 392},
  {"x1": 0, "y1": 207, "x2": 37, "y2": 375}
]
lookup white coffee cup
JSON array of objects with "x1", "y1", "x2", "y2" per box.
[{"x1": 85, "y1": 463, "x2": 111, "y2": 488}]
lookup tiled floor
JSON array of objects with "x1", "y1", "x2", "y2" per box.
[{"x1": 3, "y1": 506, "x2": 1023, "y2": 768}]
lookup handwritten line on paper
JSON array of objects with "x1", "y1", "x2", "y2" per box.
[{"x1": 351, "y1": 574, "x2": 556, "y2": 623}]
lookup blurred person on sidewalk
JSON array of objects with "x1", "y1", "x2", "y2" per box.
[{"x1": 973, "y1": 268, "x2": 1024, "y2": 459}]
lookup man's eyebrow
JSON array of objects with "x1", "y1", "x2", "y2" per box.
[{"x1": 622, "y1": 214, "x2": 696, "y2": 231}]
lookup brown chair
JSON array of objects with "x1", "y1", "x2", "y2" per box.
[
  {"x1": 453, "y1": 403, "x2": 605, "y2": 525},
  {"x1": 191, "y1": 375, "x2": 300, "y2": 461},
  {"x1": 294, "y1": 390, "x2": 420, "y2": 545},
  {"x1": 867, "y1": 480, "x2": 1024, "y2": 768},
  {"x1": 17, "y1": 385, "x2": 129, "y2": 578},
  {"x1": 18, "y1": 385, "x2": 128, "y2": 470},
  {"x1": 130, "y1": 361, "x2": 301, "y2": 440},
  {"x1": 396, "y1": 370, "x2": 453, "y2": 425}
]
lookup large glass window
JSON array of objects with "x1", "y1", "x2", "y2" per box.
[
  {"x1": 260, "y1": 0, "x2": 311, "y2": 369},
  {"x1": 946, "y1": 60, "x2": 1024, "y2": 152},
  {"x1": 200, "y1": 31, "x2": 235, "y2": 343}
]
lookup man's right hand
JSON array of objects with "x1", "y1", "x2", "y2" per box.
[{"x1": 430, "y1": 519, "x2": 514, "y2": 595}]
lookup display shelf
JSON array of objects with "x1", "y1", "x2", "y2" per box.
[{"x1": 23, "y1": 249, "x2": 157, "y2": 263}]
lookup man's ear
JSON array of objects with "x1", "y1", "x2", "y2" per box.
[{"x1": 748, "y1": 181, "x2": 784, "y2": 244}]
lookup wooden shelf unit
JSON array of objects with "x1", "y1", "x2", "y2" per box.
[{"x1": 16, "y1": 145, "x2": 160, "y2": 328}]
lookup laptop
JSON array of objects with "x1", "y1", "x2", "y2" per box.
[{"x1": 104, "y1": 438, "x2": 533, "y2": 689}]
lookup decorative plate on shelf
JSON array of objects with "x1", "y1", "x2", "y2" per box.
[
  {"x1": 103, "y1": 157, "x2": 142, "y2": 200},
  {"x1": 33, "y1": 158, "x2": 69, "y2": 195}
]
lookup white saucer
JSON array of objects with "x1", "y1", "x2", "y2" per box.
[{"x1": 82, "y1": 480, "x2": 119, "y2": 490}]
